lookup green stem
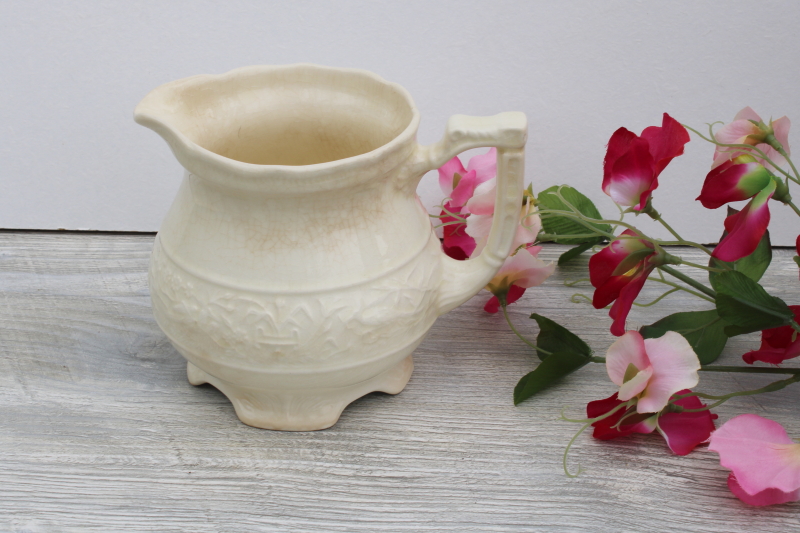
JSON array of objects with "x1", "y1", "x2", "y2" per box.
[
  {"x1": 773, "y1": 144, "x2": 800, "y2": 183},
  {"x1": 674, "y1": 374, "x2": 800, "y2": 412},
  {"x1": 785, "y1": 200, "x2": 800, "y2": 218},
  {"x1": 537, "y1": 205, "x2": 715, "y2": 257},
  {"x1": 646, "y1": 240, "x2": 717, "y2": 255},
  {"x1": 539, "y1": 233, "x2": 606, "y2": 241},
  {"x1": 646, "y1": 276, "x2": 715, "y2": 303},
  {"x1": 560, "y1": 401, "x2": 634, "y2": 478},
  {"x1": 501, "y1": 303, "x2": 551, "y2": 356},
  {"x1": 676, "y1": 259, "x2": 727, "y2": 273},
  {"x1": 590, "y1": 358, "x2": 800, "y2": 377},
  {"x1": 658, "y1": 265, "x2": 716, "y2": 299},
  {"x1": 699, "y1": 365, "x2": 800, "y2": 375},
  {"x1": 646, "y1": 207, "x2": 683, "y2": 241},
  {"x1": 631, "y1": 288, "x2": 680, "y2": 307}
]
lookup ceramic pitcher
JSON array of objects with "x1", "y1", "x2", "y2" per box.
[{"x1": 135, "y1": 64, "x2": 527, "y2": 430}]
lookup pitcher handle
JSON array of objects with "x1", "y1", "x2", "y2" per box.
[{"x1": 410, "y1": 112, "x2": 528, "y2": 315}]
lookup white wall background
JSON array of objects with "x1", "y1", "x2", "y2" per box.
[{"x1": 2, "y1": 0, "x2": 799, "y2": 244}]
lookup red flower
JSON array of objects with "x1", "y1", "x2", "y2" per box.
[
  {"x1": 589, "y1": 230, "x2": 657, "y2": 336},
  {"x1": 440, "y1": 207, "x2": 475, "y2": 260},
  {"x1": 742, "y1": 306, "x2": 800, "y2": 365},
  {"x1": 696, "y1": 157, "x2": 773, "y2": 209},
  {"x1": 588, "y1": 390, "x2": 717, "y2": 455},
  {"x1": 603, "y1": 113, "x2": 690, "y2": 210},
  {"x1": 712, "y1": 179, "x2": 775, "y2": 262},
  {"x1": 697, "y1": 155, "x2": 777, "y2": 262}
]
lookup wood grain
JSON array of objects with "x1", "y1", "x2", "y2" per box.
[{"x1": 1, "y1": 232, "x2": 798, "y2": 532}]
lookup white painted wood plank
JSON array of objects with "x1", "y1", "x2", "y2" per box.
[{"x1": 1, "y1": 233, "x2": 798, "y2": 532}]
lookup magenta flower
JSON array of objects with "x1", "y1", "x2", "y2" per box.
[
  {"x1": 605, "y1": 331, "x2": 700, "y2": 413},
  {"x1": 742, "y1": 306, "x2": 800, "y2": 365},
  {"x1": 589, "y1": 230, "x2": 657, "y2": 336},
  {"x1": 709, "y1": 414, "x2": 800, "y2": 506},
  {"x1": 438, "y1": 148, "x2": 497, "y2": 210},
  {"x1": 696, "y1": 154, "x2": 777, "y2": 262},
  {"x1": 438, "y1": 149, "x2": 498, "y2": 260},
  {"x1": 483, "y1": 246, "x2": 555, "y2": 313},
  {"x1": 711, "y1": 107, "x2": 791, "y2": 171},
  {"x1": 712, "y1": 179, "x2": 776, "y2": 262},
  {"x1": 587, "y1": 390, "x2": 717, "y2": 455},
  {"x1": 696, "y1": 157, "x2": 773, "y2": 209},
  {"x1": 603, "y1": 113, "x2": 690, "y2": 210}
]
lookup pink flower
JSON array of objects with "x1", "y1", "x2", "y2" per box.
[
  {"x1": 589, "y1": 230, "x2": 657, "y2": 336},
  {"x1": 711, "y1": 107, "x2": 791, "y2": 171},
  {"x1": 438, "y1": 149, "x2": 498, "y2": 260},
  {"x1": 696, "y1": 156, "x2": 773, "y2": 210},
  {"x1": 483, "y1": 246, "x2": 555, "y2": 313},
  {"x1": 587, "y1": 389, "x2": 717, "y2": 455},
  {"x1": 712, "y1": 179, "x2": 775, "y2": 262},
  {"x1": 465, "y1": 181, "x2": 540, "y2": 257},
  {"x1": 742, "y1": 306, "x2": 800, "y2": 365},
  {"x1": 438, "y1": 148, "x2": 497, "y2": 210},
  {"x1": 708, "y1": 414, "x2": 800, "y2": 506},
  {"x1": 603, "y1": 113, "x2": 690, "y2": 210},
  {"x1": 605, "y1": 331, "x2": 700, "y2": 413}
]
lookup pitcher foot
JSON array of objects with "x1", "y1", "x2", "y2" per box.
[{"x1": 186, "y1": 355, "x2": 413, "y2": 431}]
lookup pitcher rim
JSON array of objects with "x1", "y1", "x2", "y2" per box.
[{"x1": 134, "y1": 64, "x2": 421, "y2": 180}]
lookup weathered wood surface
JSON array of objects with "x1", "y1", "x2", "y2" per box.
[{"x1": 1, "y1": 232, "x2": 798, "y2": 532}]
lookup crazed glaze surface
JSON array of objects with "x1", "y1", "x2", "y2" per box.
[{"x1": 135, "y1": 64, "x2": 528, "y2": 430}]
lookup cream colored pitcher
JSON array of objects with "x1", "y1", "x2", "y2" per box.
[{"x1": 135, "y1": 64, "x2": 527, "y2": 430}]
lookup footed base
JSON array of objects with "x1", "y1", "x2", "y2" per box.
[{"x1": 187, "y1": 355, "x2": 414, "y2": 431}]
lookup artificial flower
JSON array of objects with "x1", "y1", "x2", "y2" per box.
[
  {"x1": 587, "y1": 389, "x2": 716, "y2": 455},
  {"x1": 438, "y1": 149, "x2": 498, "y2": 260},
  {"x1": 696, "y1": 156, "x2": 774, "y2": 209},
  {"x1": 441, "y1": 209, "x2": 475, "y2": 260},
  {"x1": 708, "y1": 414, "x2": 800, "y2": 506},
  {"x1": 605, "y1": 331, "x2": 700, "y2": 413},
  {"x1": 711, "y1": 107, "x2": 791, "y2": 171},
  {"x1": 589, "y1": 229, "x2": 657, "y2": 336},
  {"x1": 438, "y1": 148, "x2": 497, "y2": 210},
  {"x1": 465, "y1": 182, "x2": 540, "y2": 257},
  {"x1": 602, "y1": 113, "x2": 690, "y2": 210},
  {"x1": 483, "y1": 246, "x2": 555, "y2": 313},
  {"x1": 712, "y1": 179, "x2": 775, "y2": 262},
  {"x1": 742, "y1": 305, "x2": 800, "y2": 365}
]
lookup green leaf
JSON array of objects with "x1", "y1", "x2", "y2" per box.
[
  {"x1": 639, "y1": 310, "x2": 728, "y2": 364},
  {"x1": 530, "y1": 314, "x2": 592, "y2": 361},
  {"x1": 711, "y1": 271, "x2": 794, "y2": 336},
  {"x1": 513, "y1": 351, "x2": 589, "y2": 405},
  {"x1": 558, "y1": 238, "x2": 604, "y2": 265},
  {"x1": 537, "y1": 186, "x2": 611, "y2": 244},
  {"x1": 709, "y1": 207, "x2": 772, "y2": 284}
]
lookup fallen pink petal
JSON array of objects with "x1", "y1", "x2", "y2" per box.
[{"x1": 709, "y1": 414, "x2": 800, "y2": 506}]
